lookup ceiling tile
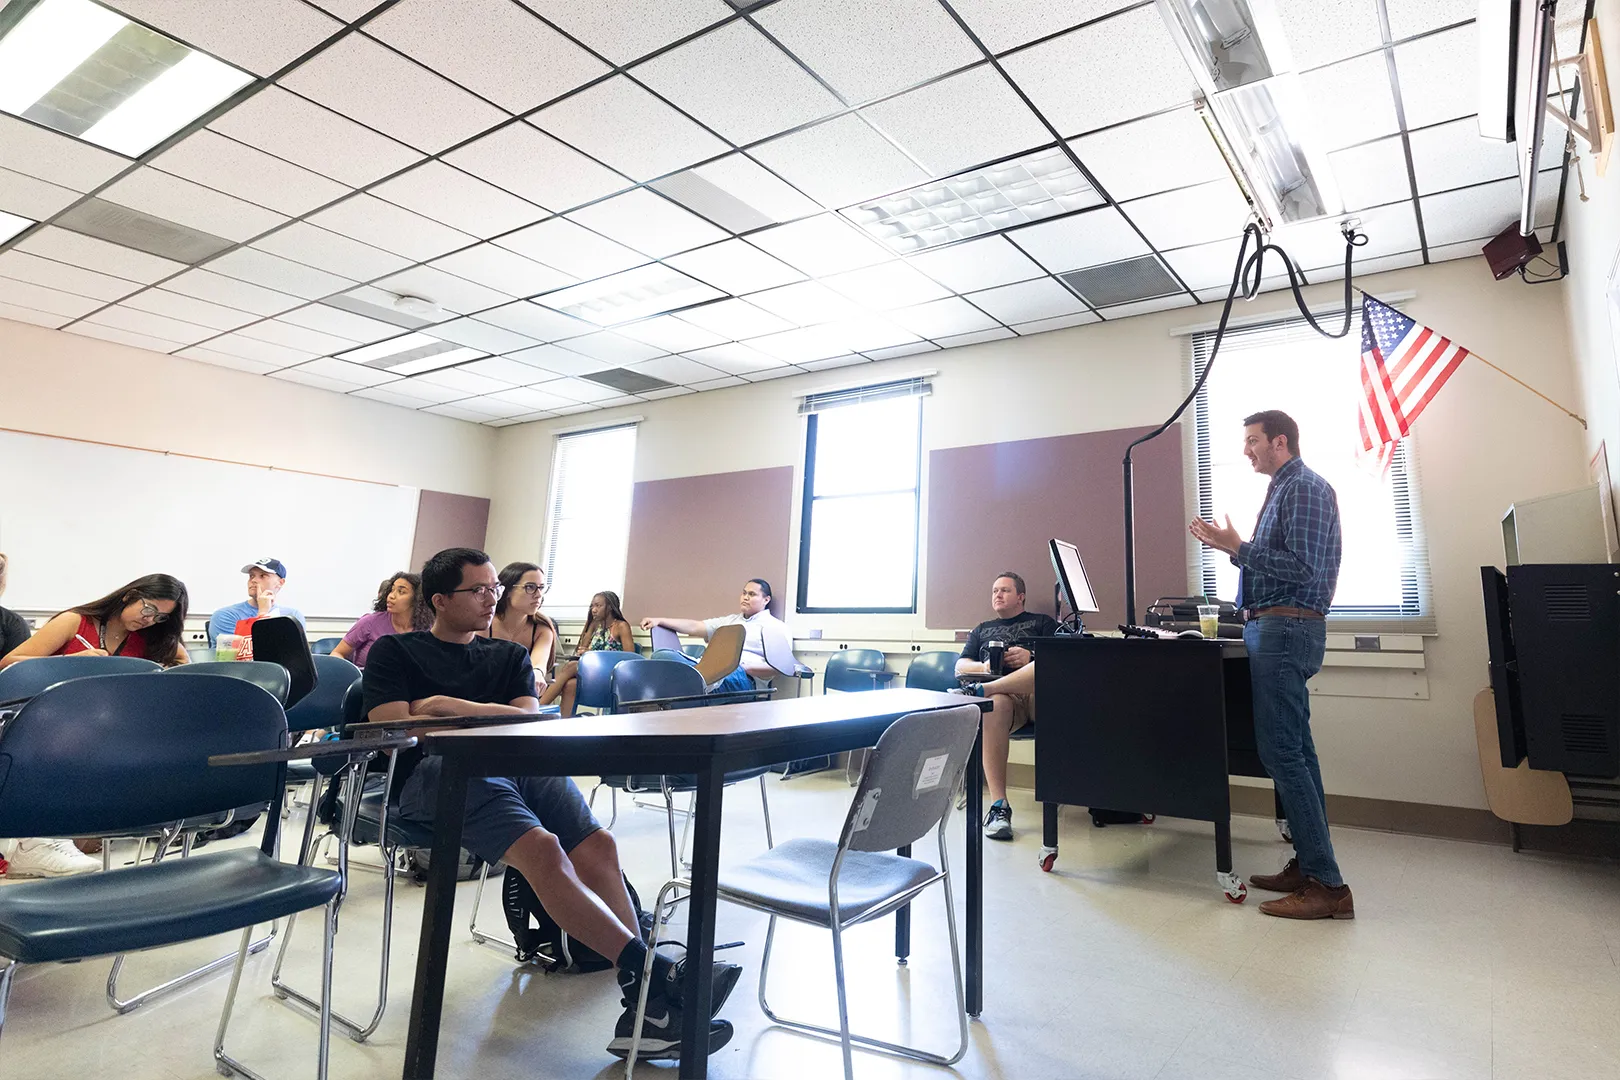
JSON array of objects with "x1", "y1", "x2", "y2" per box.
[
  {"x1": 904, "y1": 234, "x2": 1044, "y2": 292},
  {"x1": 208, "y1": 86, "x2": 423, "y2": 188},
  {"x1": 0, "y1": 250, "x2": 142, "y2": 302},
  {"x1": 191, "y1": 331, "x2": 314, "y2": 366},
  {"x1": 665, "y1": 238, "x2": 804, "y2": 294},
  {"x1": 1329, "y1": 137, "x2": 1414, "y2": 211},
  {"x1": 616, "y1": 314, "x2": 727, "y2": 353},
  {"x1": 206, "y1": 246, "x2": 355, "y2": 299},
  {"x1": 162, "y1": 268, "x2": 304, "y2": 315},
  {"x1": 518, "y1": 0, "x2": 732, "y2": 65},
  {"x1": 235, "y1": 318, "x2": 358, "y2": 355},
  {"x1": 1120, "y1": 179, "x2": 1250, "y2": 250},
  {"x1": 428, "y1": 244, "x2": 575, "y2": 298},
  {"x1": 370, "y1": 161, "x2": 549, "y2": 239},
  {"x1": 750, "y1": 113, "x2": 927, "y2": 209},
  {"x1": 270, "y1": 367, "x2": 368, "y2": 393},
  {"x1": 303, "y1": 0, "x2": 382, "y2": 22},
  {"x1": 414, "y1": 367, "x2": 515, "y2": 394},
  {"x1": 277, "y1": 303, "x2": 406, "y2": 343},
  {"x1": 657, "y1": 153, "x2": 822, "y2": 229},
  {"x1": 423, "y1": 317, "x2": 542, "y2": 355},
  {"x1": 122, "y1": 288, "x2": 260, "y2": 331},
  {"x1": 476, "y1": 300, "x2": 598, "y2": 342},
  {"x1": 553, "y1": 331, "x2": 666, "y2": 364},
  {"x1": 680, "y1": 341, "x2": 787, "y2": 375},
  {"x1": 252, "y1": 222, "x2": 414, "y2": 281},
  {"x1": 676, "y1": 297, "x2": 793, "y2": 338},
  {"x1": 566, "y1": 189, "x2": 728, "y2": 258},
  {"x1": 359, "y1": 376, "x2": 467, "y2": 403},
  {"x1": 1011, "y1": 310, "x2": 1101, "y2": 334},
  {"x1": 755, "y1": 0, "x2": 981, "y2": 102},
  {"x1": 341, "y1": 284, "x2": 455, "y2": 324},
  {"x1": 1096, "y1": 293, "x2": 1195, "y2": 319},
  {"x1": 0, "y1": 114, "x2": 129, "y2": 192},
  {"x1": 1300, "y1": 52, "x2": 1401, "y2": 152},
  {"x1": 821, "y1": 260, "x2": 952, "y2": 309},
  {"x1": 1389, "y1": 2, "x2": 1473, "y2": 40},
  {"x1": 104, "y1": 0, "x2": 340, "y2": 76},
  {"x1": 935, "y1": 326, "x2": 1015, "y2": 348},
  {"x1": 68, "y1": 322, "x2": 188, "y2": 353},
  {"x1": 888, "y1": 296, "x2": 1000, "y2": 338},
  {"x1": 83, "y1": 305, "x2": 220, "y2": 345},
  {"x1": 633, "y1": 20, "x2": 843, "y2": 145},
  {"x1": 306, "y1": 194, "x2": 476, "y2": 262},
  {"x1": 1160, "y1": 238, "x2": 1292, "y2": 292},
  {"x1": 444, "y1": 122, "x2": 632, "y2": 212},
  {"x1": 863, "y1": 341, "x2": 938, "y2": 361},
  {"x1": 290, "y1": 356, "x2": 402, "y2": 386},
  {"x1": 1279, "y1": 201, "x2": 1420, "y2": 269},
  {"x1": 627, "y1": 354, "x2": 726, "y2": 385},
  {"x1": 369, "y1": 265, "x2": 513, "y2": 316},
  {"x1": 364, "y1": 0, "x2": 608, "y2": 113},
  {"x1": 485, "y1": 385, "x2": 576, "y2": 411},
  {"x1": 1409, "y1": 117, "x2": 1519, "y2": 195},
  {"x1": 947, "y1": 0, "x2": 1133, "y2": 53},
  {"x1": 533, "y1": 376, "x2": 623, "y2": 403},
  {"x1": 637, "y1": 385, "x2": 700, "y2": 399},
  {"x1": 179, "y1": 348, "x2": 281, "y2": 374},
  {"x1": 504, "y1": 342, "x2": 615, "y2": 376},
  {"x1": 794, "y1": 356, "x2": 864, "y2": 374},
  {"x1": 830, "y1": 314, "x2": 920, "y2": 352},
  {"x1": 1007, "y1": 207, "x2": 1150, "y2": 273},
  {"x1": 494, "y1": 218, "x2": 648, "y2": 279},
  {"x1": 347, "y1": 386, "x2": 431, "y2": 408},
  {"x1": 423, "y1": 402, "x2": 505, "y2": 422},
  {"x1": 862, "y1": 66, "x2": 1052, "y2": 179},
  {"x1": 746, "y1": 280, "x2": 864, "y2": 324},
  {"x1": 461, "y1": 356, "x2": 553, "y2": 385},
  {"x1": 744, "y1": 323, "x2": 851, "y2": 363},
  {"x1": 1069, "y1": 106, "x2": 1228, "y2": 202},
  {"x1": 16, "y1": 227, "x2": 185, "y2": 283},
  {"x1": 1002, "y1": 6, "x2": 1191, "y2": 136},
  {"x1": 1272, "y1": 0, "x2": 1384, "y2": 70},
  {"x1": 0, "y1": 168, "x2": 77, "y2": 220},
  {"x1": 1419, "y1": 174, "x2": 1560, "y2": 247},
  {"x1": 1394, "y1": 24, "x2": 1477, "y2": 129},
  {"x1": 0, "y1": 278, "x2": 104, "y2": 319},
  {"x1": 149, "y1": 130, "x2": 349, "y2": 217},
  {"x1": 746, "y1": 214, "x2": 894, "y2": 276},
  {"x1": 737, "y1": 365, "x2": 802, "y2": 383},
  {"x1": 280, "y1": 33, "x2": 507, "y2": 152},
  {"x1": 531, "y1": 76, "x2": 730, "y2": 182},
  {"x1": 101, "y1": 167, "x2": 287, "y2": 243},
  {"x1": 965, "y1": 278, "x2": 1087, "y2": 323}
]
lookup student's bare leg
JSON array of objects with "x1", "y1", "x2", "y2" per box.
[
  {"x1": 539, "y1": 661, "x2": 578, "y2": 707},
  {"x1": 982, "y1": 695, "x2": 1015, "y2": 804},
  {"x1": 561, "y1": 679, "x2": 577, "y2": 718},
  {"x1": 566, "y1": 828, "x2": 638, "y2": 932},
  {"x1": 501, "y1": 826, "x2": 635, "y2": 961}
]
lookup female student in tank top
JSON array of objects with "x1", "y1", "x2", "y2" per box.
[
  {"x1": 485, "y1": 562, "x2": 557, "y2": 686},
  {"x1": 0, "y1": 573, "x2": 190, "y2": 669},
  {"x1": 539, "y1": 590, "x2": 633, "y2": 717}
]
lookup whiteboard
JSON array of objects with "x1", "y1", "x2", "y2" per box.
[{"x1": 0, "y1": 430, "x2": 420, "y2": 618}]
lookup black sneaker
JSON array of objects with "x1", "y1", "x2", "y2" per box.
[
  {"x1": 949, "y1": 684, "x2": 985, "y2": 698},
  {"x1": 983, "y1": 800, "x2": 1013, "y2": 841},
  {"x1": 615, "y1": 949, "x2": 743, "y2": 1020},
  {"x1": 606, "y1": 987, "x2": 736, "y2": 1061}
]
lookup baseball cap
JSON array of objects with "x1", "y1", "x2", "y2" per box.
[{"x1": 241, "y1": 558, "x2": 288, "y2": 578}]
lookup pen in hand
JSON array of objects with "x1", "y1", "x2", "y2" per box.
[{"x1": 74, "y1": 634, "x2": 96, "y2": 651}]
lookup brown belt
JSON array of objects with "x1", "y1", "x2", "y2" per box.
[{"x1": 1245, "y1": 605, "x2": 1325, "y2": 621}]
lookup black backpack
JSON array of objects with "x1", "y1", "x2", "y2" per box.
[{"x1": 502, "y1": 865, "x2": 645, "y2": 973}]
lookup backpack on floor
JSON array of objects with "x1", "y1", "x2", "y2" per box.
[
  {"x1": 1088, "y1": 807, "x2": 1155, "y2": 827},
  {"x1": 502, "y1": 866, "x2": 645, "y2": 973}
]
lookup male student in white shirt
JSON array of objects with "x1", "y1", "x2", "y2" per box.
[{"x1": 640, "y1": 578, "x2": 794, "y2": 692}]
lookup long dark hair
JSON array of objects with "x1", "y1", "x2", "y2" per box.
[
  {"x1": 372, "y1": 571, "x2": 431, "y2": 631},
  {"x1": 494, "y1": 560, "x2": 557, "y2": 643},
  {"x1": 70, "y1": 574, "x2": 189, "y2": 667},
  {"x1": 579, "y1": 590, "x2": 627, "y2": 647}
]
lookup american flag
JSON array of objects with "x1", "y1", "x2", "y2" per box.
[{"x1": 1358, "y1": 294, "x2": 1470, "y2": 472}]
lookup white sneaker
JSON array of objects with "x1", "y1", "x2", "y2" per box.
[{"x1": 5, "y1": 837, "x2": 101, "y2": 877}]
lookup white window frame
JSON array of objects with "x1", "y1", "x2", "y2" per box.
[{"x1": 541, "y1": 423, "x2": 638, "y2": 621}]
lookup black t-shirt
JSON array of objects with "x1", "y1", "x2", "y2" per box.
[
  {"x1": 0, "y1": 606, "x2": 31, "y2": 660},
  {"x1": 361, "y1": 631, "x2": 537, "y2": 792},
  {"x1": 960, "y1": 611, "x2": 1061, "y2": 665}
]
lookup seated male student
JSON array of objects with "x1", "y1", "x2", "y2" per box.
[
  {"x1": 640, "y1": 578, "x2": 794, "y2": 692},
  {"x1": 950, "y1": 572, "x2": 1059, "y2": 841},
  {"x1": 207, "y1": 558, "x2": 307, "y2": 648},
  {"x1": 363, "y1": 547, "x2": 739, "y2": 1061}
]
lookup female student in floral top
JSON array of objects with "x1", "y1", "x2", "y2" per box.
[{"x1": 540, "y1": 590, "x2": 633, "y2": 717}]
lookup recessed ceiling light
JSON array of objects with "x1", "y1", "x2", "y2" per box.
[
  {"x1": 334, "y1": 333, "x2": 486, "y2": 375},
  {"x1": 534, "y1": 264, "x2": 723, "y2": 326},
  {"x1": 0, "y1": 0, "x2": 253, "y2": 157},
  {"x1": 0, "y1": 210, "x2": 33, "y2": 245},
  {"x1": 841, "y1": 147, "x2": 1100, "y2": 255}
]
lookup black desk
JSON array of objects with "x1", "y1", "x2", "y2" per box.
[
  {"x1": 1032, "y1": 635, "x2": 1265, "y2": 902},
  {"x1": 401, "y1": 688, "x2": 989, "y2": 1079}
]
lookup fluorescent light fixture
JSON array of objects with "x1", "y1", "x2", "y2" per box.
[
  {"x1": 337, "y1": 333, "x2": 445, "y2": 365},
  {"x1": 0, "y1": 0, "x2": 252, "y2": 157},
  {"x1": 1157, "y1": 0, "x2": 1284, "y2": 92},
  {"x1": 387, "y1": 347, "x2": 487, "y2": 376},
  {"x1": 1204, "y1": 79, "x2": 1340, "y2": 224},
  {"x1": 335, "y1": 333, "x2": 486, "y2": 375},
  {"x1": 842, "y1": 147, "x2": 1100, "y2": 255},
  {"x1": 534, "y1": 264, "x2": 723, "y2": 326},
  {"x1": 0, "y1": 210, "x2": 34, "y2": 245}
]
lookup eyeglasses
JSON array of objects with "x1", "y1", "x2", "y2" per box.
[
  {"x1": 450, "y1": 584, "x2": 505, "y2": 601},
  {"x1": 516, "y1": 582, "x2": 550, "y2": 597},
  {"x1": 138, "y1": 600, "x2": 168, "y2": 624}
]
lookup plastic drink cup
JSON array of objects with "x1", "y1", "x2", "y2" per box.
[{"x1": 1197, "y1": 605, "x2": 1220, "y2": 638}]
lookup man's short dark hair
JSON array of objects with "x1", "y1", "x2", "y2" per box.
[
  {"x1": 422, "y1": 547, "x2": 490, "y2": 608},
  {"x1": 747, "y1": 578, "x2": 773, "y2": 600},
  {"x1": 1243, "y1": 409, "x2": 1300, "y2": 454},
  {"x1": 994, "y1": 571, "x2": 1026, "y2": 596}
]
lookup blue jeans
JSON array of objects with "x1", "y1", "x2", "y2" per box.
[
  {"x1": 669, "y1": 652, "x2": 755, "y2": 694},
  {"x1": 1244, "y1": 616, "x2": 1342, "y2": 887}
]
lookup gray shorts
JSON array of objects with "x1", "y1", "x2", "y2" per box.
[{"x1": 397, "y1": 755, "x2": 601, "y2": 866}]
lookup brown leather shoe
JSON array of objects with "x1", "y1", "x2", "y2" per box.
[
  {"x1": 1258, "y1": 878, "x2": 1354, "y2": 920},
  {"x1": 1249, "y1": 857, "x2": 1305, "y2": 893}
]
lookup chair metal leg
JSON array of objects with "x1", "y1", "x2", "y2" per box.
[
  {"x1": 0, "y1": 960, "x2": 18, "y2": 1043},
  {"x1": 626, "y1": 879, "x2": 685, "y2": 1079},
  {"x1": 830, "y1": 919, "x2": 856, "y2": 1080},
  {"x1": 216, "y1": 900, "x2": 337, "y2": 1080},
  {"x1": 468, "y1": 859, "x2": 519, "y2": 955},
  {"x1": 758, "y1": 774, "x2": 774, "y2": 850}
]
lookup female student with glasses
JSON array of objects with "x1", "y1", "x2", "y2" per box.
[
  {"x1": 0, "y1": 573, "x2": 191, "y2": 669},
  {"x1": 484, "y1": 561, "x2": 557, "y2": 687}
]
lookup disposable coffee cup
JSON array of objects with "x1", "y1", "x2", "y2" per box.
[
  {"x1": 986, "y1": 640, "x2": 1006, "y2": 676},
  {"x1": 1197, "y1": 605, "x2": 1220, "y2": 639}
]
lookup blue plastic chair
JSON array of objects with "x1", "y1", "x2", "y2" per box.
[
  {"x1": 0, "y1": 673, "x2": 360, "y2": 1079},
  {"x1": 310, "y1": 637, "x2": 342, "y2": 656},
  {"x1": 824, "y1": 649, "x2": 896, "y2": 693},
  {"x1": 575, "y1": 650, "x2": 643, "y2": 712},
  {"x1": 681, "y1": 643, "x2": 706, "y2": 660},
  {"x1": 904, "y1": 651, "x2": 961, "y2": 692},
  {"x1": 166, "y1": 660, "x2": 291, "y2": 705},
  {"x1": 0, "y1": 655, "x2": 160, "y2": 704},
  {"x1": 650, "y1": 648, "x2": 689, "y2": 665}
]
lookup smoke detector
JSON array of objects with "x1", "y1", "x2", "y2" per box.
[{"x1": 392, "y1": 294, "x2": 441, "y2": 318}]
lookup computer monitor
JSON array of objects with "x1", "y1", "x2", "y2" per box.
[{"x1": 1048, "y1": 538, "x2": 1099, "y2": 616}]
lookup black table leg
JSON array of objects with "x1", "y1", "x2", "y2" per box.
[
  {"x1": 402, "y1": 760, "x2": 468, "y2": 1080},
  {"x1": 681, "y1": 765, "x2": 725, "y2": 1079},
  {"x1": 1043, "y1": 802, "x2": 1059, "y2": 848},
  {"x1": 894, "y1": 843, "x2": 911, "y2": 965},
  {"x1": 1215, "y1": 817, "x2": 1233, "y2": 874},
  {"x1": 965, "y1": 722, "x2": 983, "y2": 1018}
]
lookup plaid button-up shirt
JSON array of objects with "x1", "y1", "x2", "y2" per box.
[{"x1": 1233, "y1": 456, "x2": 1342, "y2": 615}]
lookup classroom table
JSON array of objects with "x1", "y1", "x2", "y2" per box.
[{"x1": 400, "y1": 688, "x2": 990, "y2": 1080}]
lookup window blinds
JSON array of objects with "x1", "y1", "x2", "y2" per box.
[{"x1": 542, "y1": 423, "x2": 638, "y2": 618}]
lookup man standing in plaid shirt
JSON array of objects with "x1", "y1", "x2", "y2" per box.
[{"x1": 1190, "y1": 410, "x2": 1353, "y2": 920}]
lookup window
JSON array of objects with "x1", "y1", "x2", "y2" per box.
[
  {"x1": 542, "y1": 424, "x2": 637, "y2": 619},
  {"x1": 797, "y1": 381, "x2": 926, "y2": 613},
  {"x1": 1191, "y1": 316, "x2": 1434, "y2": 632}
]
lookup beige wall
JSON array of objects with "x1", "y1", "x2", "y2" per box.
[
  {"x1": 491, "y1": 257, "x2": 1589, "y2": 810},
  {"x1": 0, "y1": 317, "x2": 497, "y2": 495}
]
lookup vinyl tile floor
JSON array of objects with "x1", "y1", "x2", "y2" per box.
[{"x1": 2, "y1": 776, "x2": 1618, "y2": 1080}]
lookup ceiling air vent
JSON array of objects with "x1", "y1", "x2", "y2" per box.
[
  {"x1": 1059, "y1": 255, "x2": 1182, "y2": 309},
  {"x1": 55, "y1": 198, "x2": 232, "y2": 264},
  {"x1": 321, "y1": 295, "x2": 432, "y2": 330},
  {"x1": 581, "y1": 368, "x2": 675, "y2": 394}
]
